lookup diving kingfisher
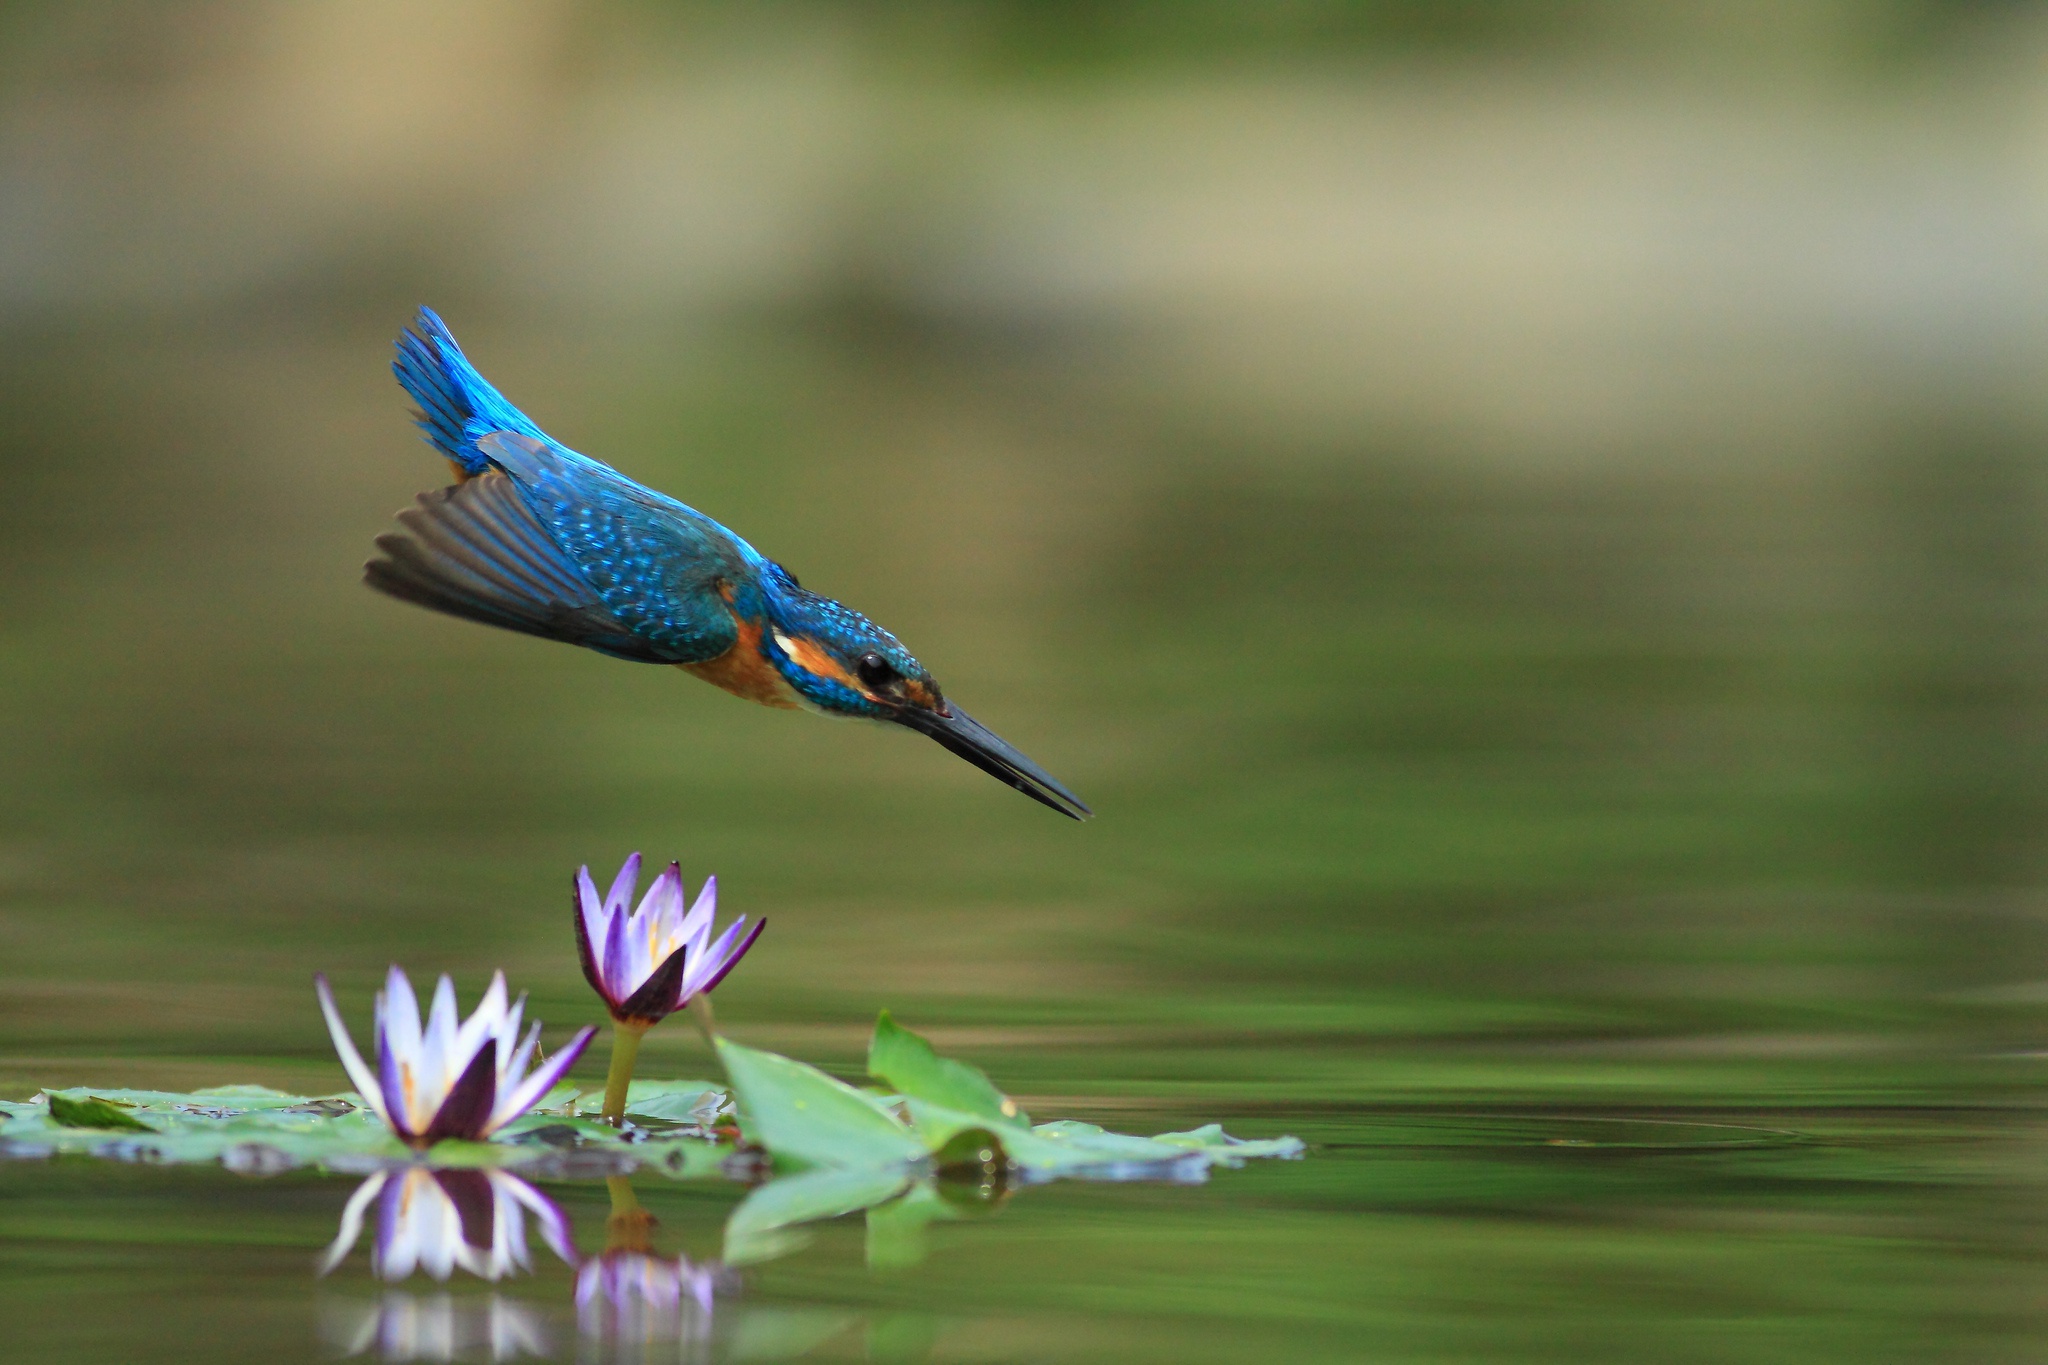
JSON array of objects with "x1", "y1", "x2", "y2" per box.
[{"x1": 365, "y1": 308, "x2": 1090, "y2": 820}]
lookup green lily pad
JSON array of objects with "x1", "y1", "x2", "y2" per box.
[
  {"x1": 47, "y1": 1094, "x2": 156, "y2": 1132},
  {"x1": 570, "y1": 1079, "x2": 730, "y2": 1124},
  {"x1": 0, "y1": 1085, "x2": 734, "y2": 1174},
  {"x1": 1152, "y1": 1123, "x2": 1308, "y2": 1162},
  {"x1": 712, "y1": 1022, "x2": 1304, "y2": 1180},
  {"x1": 869, "y1": 1011, "x2": 1027, "y2": 1127},
  {"x1": 715, "y1": 1037, "x2": 927, "y2": 1171}
]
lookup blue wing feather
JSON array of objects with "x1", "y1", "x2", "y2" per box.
[
  {"x1": 393, "y1": 307, "x2": 548, "y2": 474},
  {"x1": 366, "y1": 469, "x2": 674, "y2": 662},
  {"x1": 477, "y1": 432, "x2": 752, "y2": 663}
]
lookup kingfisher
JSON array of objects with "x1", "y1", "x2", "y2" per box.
[{"x1": 365, "y1": 307, "x2": 1090, "y2": 820}]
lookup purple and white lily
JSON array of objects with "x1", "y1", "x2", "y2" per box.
[
  {"x1": 573, "y1": 855, "x2": 764, "y2": 1126},
  {"x1": 574, "y1": 855, "x2": 764, "y2": 1027},
  {"x1": 315, "y1": 966, "x2": 597, "y2": 1147}
]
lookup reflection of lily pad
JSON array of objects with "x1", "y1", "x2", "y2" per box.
[
  {"x1": 723, "y1": 1165, "x2": 912, "y2": 1265},
  {"x1": 864, "y1": 1181, "x2": 966, "y2": 1270}
]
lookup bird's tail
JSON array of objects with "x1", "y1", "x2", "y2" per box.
[{"x1": 392, "y1": 307, "x2": 548, "y2": 477}]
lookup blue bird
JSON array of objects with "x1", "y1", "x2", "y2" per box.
[{"x1": 365, "y1": 308, "x2": 1090, "y2": 820}]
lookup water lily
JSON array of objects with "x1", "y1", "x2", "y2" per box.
[
  {"x1": 316, "y1": 967, "x2": 597, "y2": 1146},
  {"x1": 573, "y1": 854, "x2": 764, "y2": 1124},
  {"x1": 319, "y1": 1167, "x2": 578, "y2": 1282}
]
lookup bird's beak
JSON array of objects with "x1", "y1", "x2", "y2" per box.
[{"x1": 898, "y1": 704, "x2": 1093, "y2": 821}]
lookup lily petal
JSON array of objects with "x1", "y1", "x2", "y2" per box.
[
  {"x1": 636, "y1": 862, "x2": 686, "y2": 953},
  {"x1": 422, "y1": 1038, "x2": 499, "y2": 1143},
  {"x1": 601, "y1": 901, "x2": 632, "y2": 1002},
  {"x1": 573, "y1": 873, "x2": 609, "y2": 1001},
  {"x1": 694, "y1": 917, "x2": 766, "y2": 998},
  {"x1": 315, "y1": 974, "x2": 390, "y2": 1127},
  {"x1": 676, "y1": 875, "x2": 718, "y2": 963},
  {"x1": 605, "y1": 852, "x2": 641, "y2": 917},
  {"x1": 615, "y1": 941, "x2": 692, "y2": 1024},
  {"x1": 489, "y1": 1019, "x2": 545, "y2": 1131},
  {"x1": 494, "y1": 1024, "x2": 598, "y2": 1132},
  {"x1": 419, "y1": 974, "x2": 463, "y2": 1111}
]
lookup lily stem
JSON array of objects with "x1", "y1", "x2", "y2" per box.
[{"x1": 600, "y1": 1020, "x2": 647, "y2": 1127}]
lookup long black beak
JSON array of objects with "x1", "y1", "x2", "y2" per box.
[{"x1": 899, "y1": 704, "x2": 1093, "y2": 821}]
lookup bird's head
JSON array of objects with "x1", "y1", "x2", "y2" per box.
[{"x1": 758, "y1": 566, "x2": 1090, "y2": 819}]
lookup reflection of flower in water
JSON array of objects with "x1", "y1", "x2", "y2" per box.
[
  {"x1": 321, "y1": 1168, "x2": 578, "y2": 1282},
  {"x1": 324, "y1": 1291, "x2": 552, "y2": 1363},
  {"x1": 575, "y1": 1251, "x2": 723, "y2": 1350},
  {"x1": 575, "y1": 1177, "x2": 732, "y2": 1358}
]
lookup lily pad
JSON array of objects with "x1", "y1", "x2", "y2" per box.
[
  {"x1": 1151, "y1": 1123, "x2": 1308, "y2": 1163},
  {"x1": 0, "y1": 1086, "x2": 735, "y2": 1175},
  {"x1": 869, "y1": 1011, "x2": 1027, "y2": 1127},
  {"x1": 716, "y1": 1038, "x2": 928, "y2": 1171},
  {"x1": 47, "y1": 1094, "x2": 157, "y2": 1132},
  {"x1": 571, "y1": 1079, "x2": 729, "y2": 1125},
  {"x1": 712, "y1": 1018, "x2": 1304, "y2": 1183}
]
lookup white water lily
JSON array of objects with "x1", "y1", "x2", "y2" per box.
[{"x1": 316, "y1": 966, "x2": 595, "y2": 1145}]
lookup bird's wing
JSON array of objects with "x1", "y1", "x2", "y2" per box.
[
  {"x1": 476, "y1": 432, "x2": 754, "y2": 665},
  {"x1": 364, "y1": 469, "x2": 684, "y2": 664}
]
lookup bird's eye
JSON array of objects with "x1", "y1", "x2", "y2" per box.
[{"x1": 855, "y1": 653, "x2": 898, "y2": 688}]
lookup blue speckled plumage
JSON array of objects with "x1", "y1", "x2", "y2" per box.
[{"x1": 367, "y1": 308, "x2": 1089, "y2": 819}]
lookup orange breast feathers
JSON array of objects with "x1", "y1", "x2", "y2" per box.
[{"x1": 679, "y1": 614, "x2": 803, "y2": 710}]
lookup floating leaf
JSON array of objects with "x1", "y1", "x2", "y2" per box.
[
  {"x1": 47, "y1": 1094, "x2": 156, "y2": 1132},
  {"x1": 716, "y1": 1038, "x2": 925, "y2": 1171},
  {"x1": 1151, "y1": 1124, "x2": 1307, "y2": 1162},
  {"x1": 868, "y1": 1011, "x2": 1026, "y2": 1127},
  {"x1": 0, "y1": 1086, "x2": 731, "y2": 1175},
  {"x1": 572, "y1": 1079, "x2": 729, "y2": 1124},
  {"x1": 1028, "y1": 1120, "x2": 1197, "y2": 1161}
]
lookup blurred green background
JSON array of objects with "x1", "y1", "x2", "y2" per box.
[{"x1": 7, "y1": 2, "x2": 2048, "y2": 1360}]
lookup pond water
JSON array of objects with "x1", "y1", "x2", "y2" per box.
[
  {"x1": 3, "y1": 314, "x2": 2048, "y2": 1361},
  {"x1": 4, "y1": 1100, "x2": 2042, "y2": 1363}
]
